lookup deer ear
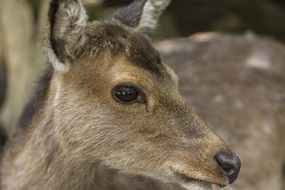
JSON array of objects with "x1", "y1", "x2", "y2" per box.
[
  {"x1": 113, "y1": 0, "x2": 171, "y2": 33},
  {"x1": 47, "y1": 0, "x2": 88, "y2": 72}
]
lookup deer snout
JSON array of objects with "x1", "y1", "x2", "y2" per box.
[{"x1": 215, "y1": 152, "x2": 241, "y2": 184}]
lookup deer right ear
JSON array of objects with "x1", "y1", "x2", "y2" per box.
[
  {"x1": 113, "y1": 0, "x2": 171, "y2": 33},
  {"x1": 47, "y1": 0, "x2": 88, "y2": 72}
]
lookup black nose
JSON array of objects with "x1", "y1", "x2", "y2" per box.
[{"x1": 215, "y1": 152, "x2": 241, "y2": 183}]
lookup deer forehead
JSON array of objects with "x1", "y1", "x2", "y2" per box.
[
  {"x1": 63, "y1": 22, "x2": 178, "y2": 91},
  {"x1": 80, "y1": 22, "x2": 166, "y2": 75}
]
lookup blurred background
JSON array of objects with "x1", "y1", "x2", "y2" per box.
[
  {"x1": 101, "y1": 0, "x2": 285, "y2": 41},
  {"x1": 31, "y1": 0, "x2": 285, "y2": 40}
]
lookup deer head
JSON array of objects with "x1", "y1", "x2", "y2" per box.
[{"x1": 45, "y1": 0, "x2": 240, "y2": 189}]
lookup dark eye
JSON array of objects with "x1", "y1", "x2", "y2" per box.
[{"x1": 112, "y1": 85, "x2": 144, "y2": 104}]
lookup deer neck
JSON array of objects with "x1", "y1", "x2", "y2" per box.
[{"x1": 2, "y1": 80, "x2": 108, "y2": 190}]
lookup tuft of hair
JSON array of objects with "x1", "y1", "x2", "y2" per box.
[{"x1": 113, "y1": 0, "x2": 171, "y2": 33}]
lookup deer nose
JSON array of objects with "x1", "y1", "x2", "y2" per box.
[{"x1": 215, "y1": 152, "x2": 241, "y2": 184}]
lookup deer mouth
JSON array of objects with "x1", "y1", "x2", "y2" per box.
[
  {"x1": 182, "y1": 183, "x2": 222, "y2": 190},
  {"x1": 171, "y1": 169, "x2": 225, "y2": 190}
]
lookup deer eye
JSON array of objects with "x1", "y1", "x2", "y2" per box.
[{"x1": 112, "y1": 85, "x2": 144, "y2": 104}]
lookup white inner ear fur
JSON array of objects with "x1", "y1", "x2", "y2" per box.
[
  {"x1": 48, "y1": 0, "x2": 88, "y2": 73},
  {"x1": 138, "y1": 0, "x2": 171, "y2": 31},
  {"x1": 57, "y1": 0, "x2": 88, "y2": 40}
]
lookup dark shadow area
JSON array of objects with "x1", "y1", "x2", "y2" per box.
[
  {"x1": 0, "y1": 60, "x2": 6, "y2": 110},
  {"x1": 97, "y1": 0, "x2": 285, "y2": 42}
]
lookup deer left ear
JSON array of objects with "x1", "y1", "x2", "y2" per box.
[
  {"x1": 47, "y1": 0, "x2": 88, "y2": 73},
  {"x1": 113, "y1": 0, "x2": 171, "y2": 33}
]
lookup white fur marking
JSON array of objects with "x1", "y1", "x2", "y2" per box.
[
  {"x1": 54, "y1": 79, "x2": 62, "y2": 105},
  {"x1": 182, "y1": 183, "x2": 212, "y2": 190},
  {"x1": 47, "y1": 47, "x2": 70, "y2": 73},
  {"x1": 138, "y1": 0, "x2": 171, "y2": 31},
  {"x1": 59, "y1": 1, "x2": 88, "y2": 40},
  {"x1": 67, "y1": 1, "x2": 88, "y2": 29}
]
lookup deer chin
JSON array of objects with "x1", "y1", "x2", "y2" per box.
[
  {"x1": 177, "y1": 175, "x2": 225, "y2": 190},
  {"x1": 168, "y1": 168, "x2": 226, "y2": 190},
  {"x1": 182, "y1": 183, "x2": 222, "y2": 190}
]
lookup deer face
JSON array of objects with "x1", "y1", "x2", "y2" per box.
[{"x1": 46, "y1": 0, "x2": 240, "y2": 189}]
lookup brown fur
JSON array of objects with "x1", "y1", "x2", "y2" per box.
[{"x1": 1, "y1": 1, "x2": 239, "y2": 190}]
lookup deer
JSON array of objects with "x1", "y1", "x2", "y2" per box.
[
  {"x1": 0, "y1": 0, "x2": 241, "y2": 190},
  {"x1": 156, "y1": 32, "x2": 285, "y2": 190}
]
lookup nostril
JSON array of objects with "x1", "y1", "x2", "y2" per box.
[{"x1": 215, "y1": 152, "x2": 241, "y2": 184}]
